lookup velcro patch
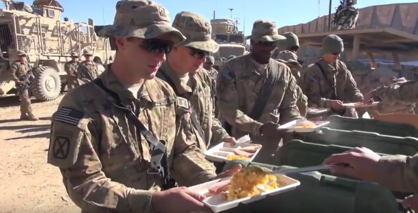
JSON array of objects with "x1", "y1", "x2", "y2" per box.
[
  {"x1": 54, "y1": 107, "x2": 84, "y2": 126},
  {"x1": 176, "y1": 97, "x2": 190, "y2": 110}
]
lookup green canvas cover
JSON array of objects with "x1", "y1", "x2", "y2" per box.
[
  {"x1": 221, "y1": 161, "x2": 398, "y2": 213},
  {"x1": 327, "y1": 115, "x2": 418, "y2": 137},
  {"x1": 302, "y1": 127, "x2": 418, "y2": 156}
]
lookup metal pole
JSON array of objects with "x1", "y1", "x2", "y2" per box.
[{"x1": 328, "y1": 0, "x2": 332, "y2": 31}]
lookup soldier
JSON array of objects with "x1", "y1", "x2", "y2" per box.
[
  {"x1": 77, "y1": 49, "x2": 99, "y2": 84},
  {"x1": 301, "y1": 34, "x2": 363, "y2": 117},
  {"x1": 9, "y1": 50, "x2": 38, "y2": 120},
  {"x1": 216, "y1": 20, "x2": 304, "y2": 164},
  {"x1": 272, "y1": 32, "x2": 299, "y2": 60},
  {"x1": 46, "y1": 1, "x2": 239, "y2": 213},
  {"x1": 276, "y1": 50, "x2": 308, "y2": 116},
  {"x1": 323, "y1": 147, "x2": 418, "y2": 211},
  {"x1": 64, "y1": 52, "x2": 79, "y2": 90},
  {"x1": 362, "y1": 80, "x2": 418, "y2": 104},
  {"x1": 203, "y1": 55, "x2": 220, "y2": 118},
  {"x1": 157, "y1": 11, "x2": 235, "y2": 151}
]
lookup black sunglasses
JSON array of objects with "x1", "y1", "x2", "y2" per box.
[
  {"x1": 256, "y1": 41, "x2": 276, "y2": 47},
  {"x1": 188, "y1": 47, "x2": 209, "y2": 59},
  {"x1": 140, "y1": 39, "x2": 174, "y2": 54}
]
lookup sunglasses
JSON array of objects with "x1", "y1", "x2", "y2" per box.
[
  {"x1": 256, "y1": 41, "x2": 276, "y2": 47},
  {"x1": 140, "y1": 39, "x2": 174, "y2": 54},
  {"x1": 188, "y1": 47, "x2": 209, "y2": 59}
]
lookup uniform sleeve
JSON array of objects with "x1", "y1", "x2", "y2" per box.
[
  {"x1": 279, "y1": 67, "x2": 303, "y2": 123},
  {"x1": 211, "y1": 117, "x2": 230, "y2": 143},
  {"x1": 9, "y1": 62, "x2": 19, "y2": 81},
  {"x1": 377, "y1": 154, "x2": 418, "y2": 193},
  {"x1": 216, "y1": 62, "x2": 263, "y2": 136},
  {"x1": 47, "y1": 98, "x2": 154, "y2": 213},
  {"x1": 343, "y1": 64, "x2": 363, "y2": 102},
  {"x1": 302, "y1": 66, "x2": 333, "y2": 108},
  {"x1": 171, "y1": 98, "x2": 217, "y2": 187},
  {"x1": 373, "y1": 80, "x2": 418, "y2": 103}
]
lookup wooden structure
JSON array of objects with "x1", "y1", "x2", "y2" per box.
[{"x1": 278, "y1": 3, "x2": 418, "y2": 69}]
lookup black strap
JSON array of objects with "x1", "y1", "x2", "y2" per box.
[
  {"x1": 315, "y1": 62, "x2": 337, "y2": 100},
  {"x1": 248, "y1": 62, "x2": 280, "y2": 120},
  {"x1": 158, "y1": 69, "x2": 206, "y2": 145},
  {"x1": 93, "y1": 78, "x2": 176, "y2": 190}
]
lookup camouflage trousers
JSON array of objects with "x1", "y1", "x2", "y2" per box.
[
  {"x1": 67, "y1": 77, "x2": 79, "y2": 90},
  {"x1": 19, "y1": 89, "x2": 32, "y2": 116}
]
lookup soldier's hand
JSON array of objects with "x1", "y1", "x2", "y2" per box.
[
  {"x1": 151, "y1": 187, "x2": 207, "y2": 213},
  {"x1": 260, "y1": 122, "x2": 282, "y2": 138},
  {"x1": 330, "y1": 100, "x2": 344, "y2": 110},
  {"x1": 323, "y1": 147, "x2": 381, "y2": 182},
  {"x1": 362, "y1": 90, "x2": 376, "y2": 104},
  {"x1": 222, "y1": 136, "x2": 237, "y2": 146},
  {"x1": 214, "y1": 164, "x2": 242, "y2": 179},
  {"x1": 403, "y1": 194, "x2": 418, "y2": 211}
]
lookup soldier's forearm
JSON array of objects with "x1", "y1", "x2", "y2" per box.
[
  {"x1": 374, "y1": 81, "x2": 418, "y2": 103},
  {"x1": 220, "y1": 108, "x2": 263, "y2": 136},
  {"x1": 211, "y1": 119, "x2": 230, "y2": 143},
  {"x1": 377, "y1": 155, "x2": 418, "y2": 193}
]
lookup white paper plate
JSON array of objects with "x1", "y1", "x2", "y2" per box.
[
  {"x1": 342, "y1": 102, "x2": 379, "y2": 108},
  {"x1": 189, "y1": 174, "x2": 300, "y2": 212},
  {"x1": 278, "y1": 119, "x2": 329, "y2": 133},
  {"x1": 204, "y1": 142, "x2": 262, "y2": 163},
  {"x1": 307, "y1": 108, "x2": 330, "y2": 115}
]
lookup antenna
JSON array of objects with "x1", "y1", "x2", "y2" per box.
[
  {"x1": 318, "y1": 0, "x2": 320, "y2": 17},
  {"x1": 228, "y1": 8, "x2": 233, "y2": 18},
  {"x1": 101, "y1": 6, "x2": 105, "y2": 24}
]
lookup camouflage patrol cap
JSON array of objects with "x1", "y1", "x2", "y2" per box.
[
  {"x1": 249, "y1": 20, "x2": 285, "y2": 42},
  {"x1": 70, "y1": 52, "x2": 78, "y2": 57},
  {"x1": 322, "y1": 34, "x2": 344, "y2": 54},
  {"x1": 282, "y1": 32, "x2": 299, "y2": 48},
  {"x1": 99, "y1": 0, "x2": 185, "y2": 44},
  {"x1": 173, "y1": 11, "x2": 218, "y2": 53},
  {"x1": 276, "y1": 50, "x2": 302, "y2": 69},
  {"x1": 83, "y1": 50, "x2": 93, "y2": 56},
  {"x1": 17, "y1": 50, "x2": 26, "y2": 56}
]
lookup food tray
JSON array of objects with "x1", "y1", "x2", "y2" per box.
[
  {"x1": 204, "y1": 142, "x2": 262, "y2": 163},
  {"x1": 189, "y1": 174, "x2": 300, "y2": 212},
  {"x1": 278, "y1": 119, "x2": 329, "y2": 133},
  {"x1": 307, "y1": 108, "x2": 330, "y2": 115},
  {"x1": 342, "y1": 102, "x2": 379, "y2": 108}
]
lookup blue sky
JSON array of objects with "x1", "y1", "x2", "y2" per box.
[{"x1": 1, "y1": 0, "x2": 414, "y2": 35}]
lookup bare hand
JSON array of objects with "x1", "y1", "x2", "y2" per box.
[
  {"x1": 323, "y1": 147, "x2": 381, "y2": 182},
  {"x1": 222, "y1": 136, "x2": 237, "y2": 146},
  {"x1": 331, "y1": 100, "x2": 344, "y2": 110},
  {"x1": 403, "y1": 194, "x2": 418, "y2": 211},
  {"x1": 152, "y1": 187, "x2": 207, "y2": 213}
]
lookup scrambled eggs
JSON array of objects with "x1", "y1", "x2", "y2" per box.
[
  {"x1": 227, "y1": 166, "x2": 278, "y2": 201},
  {"x1": 294, "y1": 124, "x2": 316, "y2": 128},
  {"x1": 226, "y1": 154, "x2": 250, "y2": 161}
]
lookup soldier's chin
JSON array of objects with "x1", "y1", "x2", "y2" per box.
[{"x1": 143, "y1": 72, "x2": 157, "y2": 80}]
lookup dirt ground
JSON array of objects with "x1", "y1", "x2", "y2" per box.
[{"x1": 0, "y1": 95, "x2": 79, "y2": 212}]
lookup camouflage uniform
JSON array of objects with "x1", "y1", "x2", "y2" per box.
[
  {"x1": 157, "y1": 11, "x2": 229, "y2": 150},
  {"x1": 217, "y1": 20, "x2": 302, "y2": 164},
  {"x1": 64, "y1": 52, "x2": 79, "y2": 90},
  {"x1": 372, "y1": 80, "x2": 418, "y2": 104},
  {"x1": 377, "y1": 154, "x2": 418, "y2": 193},
  {"x1": 77, "y1": 50, "x2": 99, "y2": 85},
  {"x1": 9, "y1": 51, "x2": 37, "y2": 120},
  {"x1": 272, "y1": 32, "x2": 299, "y2": 59},
  {"x1": 276, "y1": 50, "x2": 308, "y2": 116},
  {"x1": 204, "y1": 56, "x2": 220, "y2": 118},
  {"x1": 302, "y1": 34, "x2": 363, "y2": 117},
  {"x1": 47, "y1": 2, "x2": 215, "y2": 212}
]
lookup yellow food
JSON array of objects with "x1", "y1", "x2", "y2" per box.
[
  {"x1": 227, "y1": 166, "x2": 278, "y2": 201},
  {"x1": 226, "y1": 154, "x2": 250, "y2": 161},
  {"x1": 294, "y1": 124, "x2": 316, "y2": 128}
]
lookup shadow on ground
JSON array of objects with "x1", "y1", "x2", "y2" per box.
[
  {"x1": 0, "y1": 116, "x2": 50, "y2": 125},
  {"x1": 0, "y1": 117, "x2": 52, "y2": 140}
]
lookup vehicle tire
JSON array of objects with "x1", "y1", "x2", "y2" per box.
[{"x1": 30, "y1": 66, "x2": 61, "y2": 101}]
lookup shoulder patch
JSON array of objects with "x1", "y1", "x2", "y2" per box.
[
  {"x1": 54, "y1": 107, "x2": 84, "y2": 126},
  {"x1": 176, "y1": 97, "x2": 190, "y2": 110}
]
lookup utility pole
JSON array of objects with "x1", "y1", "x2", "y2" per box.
[{"x1": 328, "y1": 0, "x2": 332, "y2": 31}]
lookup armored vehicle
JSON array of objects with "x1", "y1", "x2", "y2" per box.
[
  {"x1": 210, "y1": 18, "x2": 248, "y2": 70},
  {"x1": 0, "y1": 0, "x2": 114, "y2": 101}
]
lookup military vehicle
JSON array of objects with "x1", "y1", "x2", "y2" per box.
[
  {"x1": 0, "y1": 0, "x2": 114, "y2": 101},
  {"x1": 210, "y1": 18, "x2": 248, "y2": 70}
]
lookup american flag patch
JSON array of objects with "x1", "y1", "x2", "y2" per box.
[{"x1": 54, "y1": 107, "x2": 84, "y2": 126}]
